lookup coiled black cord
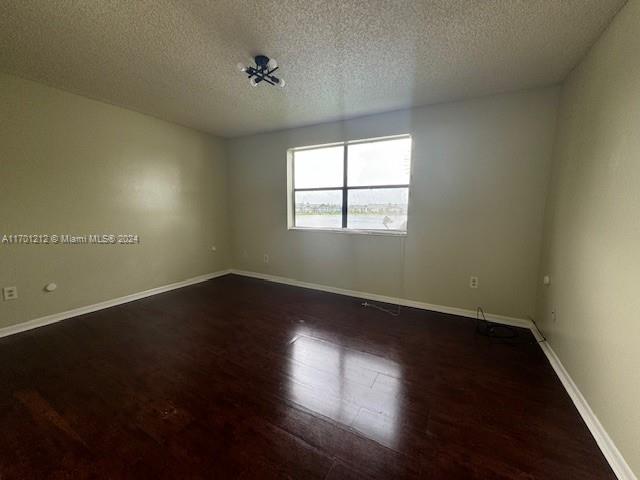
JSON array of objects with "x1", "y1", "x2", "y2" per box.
[{"x1": 475, "y1": 306, "x2": 518, "y2": 339}]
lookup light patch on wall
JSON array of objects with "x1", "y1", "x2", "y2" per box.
[
  {"x1": 136, "y1": 172, "x2": 178, "y2": 211},
  {"x1": 125, "y1": 162, "x2": 181, "y2": 212}
]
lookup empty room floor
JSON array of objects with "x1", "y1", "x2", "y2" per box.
[{"x1": 0, "y1": 275, "x2": 614, "y2": 479}]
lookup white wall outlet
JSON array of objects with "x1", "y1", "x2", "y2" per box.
[
  {"x1": 543, "y1": 275, "x2": 551, "y2": 286},
  {"x1": 469, "y1": 276, "x2": 479, "y2": 289},
  {"x1": 3, "y1": 286, "x2": 18, "y2": 301},
  {"x1": 263, "y1": 254, "x2": 270, "y2": 264},
  {"x1": 551, "y1": 310, "x2": 557, "y2": 322}
]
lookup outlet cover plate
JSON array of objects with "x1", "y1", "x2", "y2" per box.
[{"x1": 3, "y1": 286, "x2": 18, "y2": 300}]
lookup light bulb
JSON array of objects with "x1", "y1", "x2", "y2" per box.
[
  {"x1": 279, "y1": 79, "x2": 286, "y2": 88},
  {"x1": 249, "y1": 77, "x2": 258, "y2": 87},
  {"x1": 267, "y1": 58, "x2": 278, "y2": 70},
  {"x1": 237, "y1": 62, "x2": 247, "y2": 72}
]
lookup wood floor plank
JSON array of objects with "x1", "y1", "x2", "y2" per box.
[{"x1": 0, "y1": 274, "x2": 615, "y2": 479}]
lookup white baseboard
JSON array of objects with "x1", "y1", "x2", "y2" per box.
[
  {"x1": 0, "y1": 269, "x2": 231, "y2": 340},
  {"x1": 230, "y1": 268, "x2": 635, "y2": 480},
  {"x1": 230, "y1": 268, "x2": 533, "y2": 329},
  {"x1": 538, "y1": 341, "x2": 636, "y2": 480}
]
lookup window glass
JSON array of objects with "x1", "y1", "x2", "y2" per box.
[
  {"x1": 290, "y1": 136, "x2": 411, "y2": 233},
  {"x1": 347, "y1": 138, "x2": 411, "y2": 187},
  {"x1": 294, "y1": 146, "x2": 344, "y2": 189},
  {"x1": 294, "y1": 190, "x2": 343, "y2": 229},
  {"x1": 347, "y1": 188, "x2": 408, "y2": 231}
]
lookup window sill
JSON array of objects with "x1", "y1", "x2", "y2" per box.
[{"x1": 288, "y1": 227, "x2": 407, "y2": 237}]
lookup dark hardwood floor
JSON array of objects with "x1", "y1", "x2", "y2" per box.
[{"x1": 0, "y1": 274, "x2": 614, "y2": 479}]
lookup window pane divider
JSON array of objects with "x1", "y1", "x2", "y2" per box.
[
  {"x1": 341, "y1": 144, "x2": 348, "y2": 228},
  {"x1": 295, "y1": 184, "x2": 409, "y2": 192},
  {"x1": 294, "y1": 186, "x2": 344, "y2": 192},
  {"x1": 346, "y1": 184, "x2": 409, "y2": 190}
]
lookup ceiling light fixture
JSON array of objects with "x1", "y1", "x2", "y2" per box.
[{"x1": 237, "y1": 55, "x2": 285, "y2": 88}]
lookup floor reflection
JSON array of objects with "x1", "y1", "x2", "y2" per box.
[{"x1": 287, "y1": 333, "x2": 403, "y2": 449}]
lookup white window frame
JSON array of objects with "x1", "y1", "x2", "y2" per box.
[{"x1": 287, "y1": 134, "x2": 412, "y2": 236}]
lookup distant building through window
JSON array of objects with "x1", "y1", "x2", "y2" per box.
[{"x1": 288, "y1": 135, "x2": 412, "y2": 233}]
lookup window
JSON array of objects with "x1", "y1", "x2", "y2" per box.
[{"x1": 288, "y1": 135, "x2": 411, "y2": 233}]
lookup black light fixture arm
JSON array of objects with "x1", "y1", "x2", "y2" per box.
[{"x1": 238, "y1": 55, "x2": 285, "y2": 87}]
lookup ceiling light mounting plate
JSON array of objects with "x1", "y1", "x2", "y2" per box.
[{"x1": 254, "y1": 55, "x2": 270, "y2": 69}]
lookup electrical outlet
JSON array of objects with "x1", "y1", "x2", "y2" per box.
[
  {"x1": 3, "y1": 286, "x2": 18, "y2": 301},
  {"x1": 263, "y1": 254, "x2": 269, "y2": 264},
  {"x1": 551, "y1": 310, "x2": 557, "y2": 322},
  {"x1": 469, "y1": 276, "x2": 479, "y2": 289}
]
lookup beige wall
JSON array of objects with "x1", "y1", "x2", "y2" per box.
[
  {"x1": 227, "y1": 88, "x2": 559, "y2": 320},
  {"x1": 536, "y1": 0, "x2": 640, "y2": 475},
  {"x1": 0, "y1": 73, "x2": 230, "y2": 329}
]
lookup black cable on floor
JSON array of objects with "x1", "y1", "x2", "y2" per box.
[
  {"x1": 475, "y1": 306, "x2": 518, "y2": 339},
  {"x1": 361, "y1": 300, "x2": 401, "y2": 316},
  {"x1": 528, "y1": 315, "x2": 548, "y2": 343}
]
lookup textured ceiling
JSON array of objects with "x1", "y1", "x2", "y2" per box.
[{"x1": 0, "y1": 0, "x2": 626, "y2": 137}]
